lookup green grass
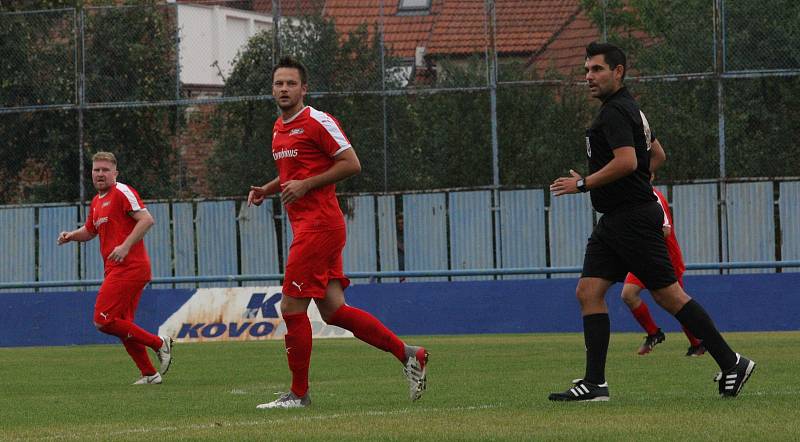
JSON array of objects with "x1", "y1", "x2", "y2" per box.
[{"x1": 1, "y1": 332, "x2": 798, "y2": 441}]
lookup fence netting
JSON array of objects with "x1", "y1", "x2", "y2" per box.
[{"x1": 0, "y1": 0, "x2": 798, "y2": 205}]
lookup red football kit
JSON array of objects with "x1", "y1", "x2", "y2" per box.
[
  {"x1": 85, "y1": 182, "x2": 151, "y2": 280},
  {"x1": 266, "y1": 106, "x2": 417, "y2": 401},
  {"x1": 625, "y1": 187, "x2": 686, "y2": 288},
  {"x1": 273, "y1": 106, "x2": 352, "y2": 298},
  {"x1": 84, "y1": 182, "x2": 161, "y2": 376}
]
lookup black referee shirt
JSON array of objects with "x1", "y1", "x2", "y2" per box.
[{"x1": 585, "y1": 87, "x2": 656, "y2": 213}]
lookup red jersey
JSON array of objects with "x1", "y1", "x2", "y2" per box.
[
  {"x1": 272, "y1": 106, "x2": 352, "y2": 232},
  {"x1": 85, "y1": 182, "x2": 151, "y2": 279},
  {"x1": 653, "y1": 188, "x2": 685, "y2": 277}
]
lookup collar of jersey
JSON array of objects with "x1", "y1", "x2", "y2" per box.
[{"x1": 282, "y1": 106, "x2": 308, "y2": 124}]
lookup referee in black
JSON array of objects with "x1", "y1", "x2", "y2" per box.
[{"x1": 548, "y1": 42, "x2": 755, "y2": 401}]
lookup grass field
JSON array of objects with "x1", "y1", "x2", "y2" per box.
[{"x1": 1, "y1": 331, "x2": 797, "y2": 441}]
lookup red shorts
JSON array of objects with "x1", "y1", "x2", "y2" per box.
[
  {"x1": 283, "y1": 228, "x2": 350, "y2": 299},
  {"x1": 624, "y1": 272, "x2": 683, "y2": 289},
  {"x1": 94, "y1": 275, "x2": 149, "y2": 323}
]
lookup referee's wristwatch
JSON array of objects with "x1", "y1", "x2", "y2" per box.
[{"x1": 576, "y1": 178, "x2": 588, "y2": 193}]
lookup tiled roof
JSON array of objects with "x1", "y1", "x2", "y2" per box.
[
  {"x1": 526, "y1": 8, "x2": 601, "y2": 77},
  {"x1": 323, "y1": 0, "x2": 440, "y2": 59},
  {"x1": 178, "y1": 0, "x2": 325, "y2": 17},
  {"x1": 323, "y1": 0, "x2": 592, "y2": 60},
  {"x1": 252, "y1": 0, "x2": 326, "y2": 17}
]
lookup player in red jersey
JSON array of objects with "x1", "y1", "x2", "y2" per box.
[
  {"x1": 248, "y1": 56, "x2": 427, "y2": 409},
  {"x1": 58, "y1": 152, "x2": 173, "y2": 385},
  {"x1": 621, "y1": 185, "x2": 705, "y2": 357}
]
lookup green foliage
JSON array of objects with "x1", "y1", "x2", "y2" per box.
[
  {"x1": 207, "y1": 16, "x2": 393, "y2": 196},
  {"x1": 0, "y1": 5, "x2": 78, "y2": 203},
  {"x1": 81, "y1": 4, "x2": 178, "y2": 198},
  {"x1": 582, "y1": 0, "x2": 800, "y2": 181},
  {"x1": 0, "y1": 2, "x2": 178, "y2": 203}
]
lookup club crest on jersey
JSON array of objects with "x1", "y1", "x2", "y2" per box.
[{"x1": 289, "y1": 128, "x2": 304, "y2": 136}]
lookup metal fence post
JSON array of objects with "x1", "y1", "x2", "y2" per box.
[
  {"x1": 485, "y1": 0, "x2": 501, "y2": 270},
  {"x1": 715, "y1": 0, "x2": 729, "y2": 268}
]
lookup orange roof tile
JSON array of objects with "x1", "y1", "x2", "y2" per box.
[
  {"x1": 323, "y1": 0, "x2": 594, "y2": 61},
  {"x1": 527, "y1": 9, "x2": 601, "y2": 77}
]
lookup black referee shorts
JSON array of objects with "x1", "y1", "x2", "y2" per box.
[{"x1": 581, "y1": 201, "x2": 677, "y2": 290}]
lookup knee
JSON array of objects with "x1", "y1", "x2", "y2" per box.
[
  {"x1": 575, "y1": 285, "x2": 595, "y2": 305},
  {"x1": 620, "y1": 288, "x2": 639, "y2": 306}
]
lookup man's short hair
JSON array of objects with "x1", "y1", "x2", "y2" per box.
[
  {"x1": 272, "y1": 56, "x2": 308, "y2": 85},
  {"x1": 92, "y1": 151, "x2": 117, "y2": 166},
  {"x1": 586, "y1": 42, "x2": 627, "y2": 80}
]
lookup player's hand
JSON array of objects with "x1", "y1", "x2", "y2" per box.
[
  {"x1": 550, "y1": 169, "x2": 582, "y2": 196},
  {"x1": 108, "y1": 244, "x2": 130, "y2": 262},
  {"x1": 248, "y1": 186, "x2": 268, "y2": 207},
  {"x1": 57, "y1": 231, "x2": 71, "y2": 245},
  {"x1": 662, "y1": 225, "x2": 672, "y2": 238},
  {"x1": 280, "y1": 180, "x2": 309, "y2": 205}
]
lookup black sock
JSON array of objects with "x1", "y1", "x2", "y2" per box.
[
  {"x1": 674, "y1": 299, "x2": 737, "y2": 370},
  {"x1": 583, "y1": 313, "x2": 610, "y2": 385}
]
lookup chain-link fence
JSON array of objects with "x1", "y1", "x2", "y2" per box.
[{"x1": 1, "y1": 0, "x2": 799, "y2": 205}]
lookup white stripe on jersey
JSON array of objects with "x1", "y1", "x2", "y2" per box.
[
  {"x1": 309, "y1": 107, "x2": 352, "y2": 155},
  {"x1": 653, "y1": 189, "x2": 670, "y2": 228},
  {"x1": 116, "y1": 182, "x2": 143, "y2": 212}
]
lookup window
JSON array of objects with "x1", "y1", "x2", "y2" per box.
[{"x1": 398, "y1": 0, "x2": 431, "y2": 12}]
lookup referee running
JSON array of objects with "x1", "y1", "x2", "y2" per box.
[{"x1": 548, "y1": 42, "x2": 756, "y2": 401}]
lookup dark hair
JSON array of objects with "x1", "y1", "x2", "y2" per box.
[
  {"x1": 585, "y1": 42, "x2": 627, "y2": 80},
  {"x1": 272, "y1": 56, "x2": 308, "y2": 84}
]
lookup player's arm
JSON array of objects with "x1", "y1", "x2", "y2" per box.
[
  {"x1": 57, "y1": 226, "x2": 96, "y2": 245},
  {"x1": 248, "y1": 177, "x2": 281, "y2": 207},
  {"x1": 649, "y1": 138, "x2": 666, "y2": 174},
  {"x1": 107, "y1": 209, "x2": 154, "y2": 263},
  {"x1": 280, "y1": 148, "x2": 361, "y2": 205},
  {"x1": 550, "y1": 147, "x2": 637, "y2": 196}
]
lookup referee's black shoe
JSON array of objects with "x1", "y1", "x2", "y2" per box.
[
  {"x1": 715, "y1": 353, "x2": 756, "y2": 397},
  {"x1": 548, "y1": 379, "x2": 609, "y2": 402}
]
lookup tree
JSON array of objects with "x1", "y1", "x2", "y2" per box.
[
  {"x1": 0, "y1": 1, "x2": 179, "y2": 203},
  {"x1": 207, "y1": 16, "x2": 392, "y2": 196},
  {"x1": 581, "y1": 0, "x2": 800, "y2": 180}
]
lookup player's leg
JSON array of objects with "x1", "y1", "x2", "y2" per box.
[
  {"x1": 258, "y1": 232, "x2": 318, "y2": 409},
  {"x1": 316, "y1": 229, "x2": 428, "y2": 401},
  {"x1": 682, "y1": 324, "x2": 705, "y2": 356},
  {"x1": 94, "y1": 278, "x2": 164, "y2": 383},
  {"x1": 117, "y1": 296, "x2": 159, "y2": 381},
  {"x1": 675, "y1": 278, "x2": 704, "y2": 356},
  {"x1": 621, "y1": 276, "x2": 665, "y2": 354},
  {"x1": 94, "y1": 278, "x2": 162, "y2": 350},
  {"x1": 257, "y1": 294, "x2": 312, "y2": 409},
  {"x1": 125, "y1": 282, "x2": 174, "y2": 375},
  {"x1": 651, "y1": 282, "x2": 755, "y2": 396},
  {"x1": 317, "y1": 281, "x2": 406, "y2": 363},
  {"x1": 549, "y1": 276, "x2": 613, "y2": 402}
]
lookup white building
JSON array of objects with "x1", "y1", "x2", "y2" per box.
[{"x1": 176, "y1": 3, "x2": 273, "y2": 96}]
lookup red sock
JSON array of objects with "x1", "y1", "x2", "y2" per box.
[
  {"x1": 681, "y1": 324, "x2": 702, "y2": 347},
  {"x1": 98, "y1": 318, "x2": 163, "y2": 350},
  {"x1": 630, "y1": 302, "x2": 660, "y2": 336},
  {"x1": 328, "y1": 304, "x2": 406, "y2": 362},
  {"x1": 283, "y1": 312, "x2": 312, "y2": 398},
  {"x1": 122, "y1": 339, "x2": 157, "y2": 376}
]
